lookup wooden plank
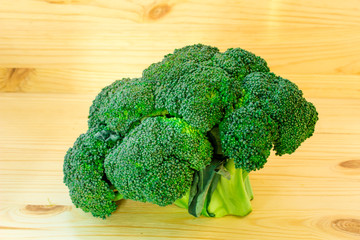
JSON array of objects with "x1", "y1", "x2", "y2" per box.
[
  {"x1": 1, "y1": 68, "x2": 359, "y2": 99},
  {"x1": 0, "y1": 0, "x2": 360, "y2": 74},
  {"x1": 0, "y1": 203, "x2": 359, "y2": 239},
  {"x1": 284, "y1": 74, "x2": 360, "y2": 100}
]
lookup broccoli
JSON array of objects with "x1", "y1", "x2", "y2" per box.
[
  {"x1": 105, "y1": 116, "x2": 212, "y2": 206},
  {"x1": 63, "y1": 44, "x2": 318, "y2": 218},
  {"x1": 63, "y1": 127, "x2": 121, "y2": 218},
  {"x1": 88, "y1": 77, "x2": 155, "y2": 136}
]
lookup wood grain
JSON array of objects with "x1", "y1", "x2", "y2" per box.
[
  {"x1": 0, "y1": 69, "x2": 359, "y2": 99},
  {"x1": 0, "y1": 0, "x2": 360, "y2": 239},
  {"x1": 0, "y1": 203, "x2": 359, "y2": 240},
  {"x1": 0, "y1": 0, "x2": 360, "y2": 75},
  {"x1": 1, "y1": 94, "x2": 359, "y2": 239}
]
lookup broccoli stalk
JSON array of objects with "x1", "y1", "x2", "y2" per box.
[
  {"x1": 174, "y1": 159, "x2": 253, "y2": 217},
  {"x1": 207, "y1": 160, "x2": 253, "y2": 217},
  {"x1": 174, "y1": 126, "x2": 254, "y2": 217}
]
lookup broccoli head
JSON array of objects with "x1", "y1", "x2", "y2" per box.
[
  {"x1": 105, "y1": 116, "x2": 212, "y2": 206},
  {"x1": 63, "y1": 128, "x2": 121, "y2": 218},
  {"x1": 142, "y1": 44, "x2": 270, "y2": 132},
  {"x1": 88, "y1": 77, "x2": 155, "y2": 136},
  {"x1": 241, "y1": 72, "x2": 318, "y2": 156},
  {"x1": 220, "y1": 102, "x2": 278, "y2": 172},
  {"x1": 63, "y1": 44, "x2": 318, "y2": 218}
]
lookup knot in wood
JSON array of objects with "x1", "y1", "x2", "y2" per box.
[
  {"x1": 148, "y1": 4, "x2": 171, "y2": 20},
  {"x1": 339, "y1": 160, "x2": 360, "y2": 169},
  {"x1": 332, "y1": 218, "x2": 360, "y2": 235}
]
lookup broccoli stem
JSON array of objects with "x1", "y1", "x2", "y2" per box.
[
  {"x1": 187, "y1": 156, "x2": 224, "y2": 217},
  {"x1": 244, "y1": 171, "x2": 254, "y2": 201},
  {"x1": 206, "y1": 159, "x2": 253, "y2": 217},
  {"x1": 174, "y1": 125, "x2": 253, "y2": 217},
  {"x1": 113, "y1": 192, "x2": 123, "y2": 202},
  {"x1": 174, "y1": 159, "x2": 253, "y2": 217}
]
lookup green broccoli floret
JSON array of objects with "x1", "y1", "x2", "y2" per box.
[
  {"x1": 64, "y1": 43, "x2": 318, "y2": 219},
  {"x1": 212, "y1": 47, "x2": 270, "y2": 79},
  {"x1": 220, "y1": 102, "x2": 278, "y2": 172},
  {"x1": 142, "y1": 44, "x2": 270, "y2": 132},
  {"x1": 88, "y1": 78, "x2": 129, "y2": 130},
  {"x1": 63, "y1": 128, "x2": 121, "y2": 218},
  {"x1": 241, "y1": 72, "x2": 319, "y2": 155},
  {"x1": 88, "y1": 77, "x2": 155, "y2": 136},
  {"x1": 105, "y1": 116, "x2": 212, "y2": 206}
]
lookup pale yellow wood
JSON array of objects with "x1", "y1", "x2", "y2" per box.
[
  {"x1": 0, "y1": 0, "x2": 360, "y2": 75},
  {"x1": 1, "y1": 68, "x2": 360, "y2": 99},
  {"x1": 0, "y1": 203, "x2": 359, "y2": 240},
  {"x1": 1, "y1": 0, "x2": 360, "y2": 239}
]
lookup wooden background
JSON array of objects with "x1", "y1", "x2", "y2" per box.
[{"x1": 0, "y1": 0, "x2": 360, "y2": 239}]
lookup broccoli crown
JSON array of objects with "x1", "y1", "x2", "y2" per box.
[
  {"x1": 63, "y1": 128, "x2": 120, "y2": 218},
  {"x1": 88, "y1": 78, "x2": 155, "y2": 136},
  {"x1": 220, "y1": 102, "x2": 278, "y2": 172},
  {"x1": 220, "y1": 72, "x2": 318, "y2": 171},
  {"x1": 211, "y1": 47, "x2": 270, "y2": 79},
  {"x1": 142, "y1": 44, "x2": 270, "y2": 132},
  {"x1": 64, "y1": 43, "x2": 318, "y2": 218},
  {"x1": 105, "y1": 117, "x2": 212, "y2": 206},
  {"x1": 241, "y1": 72, "x2": 319, "y2": 156}
]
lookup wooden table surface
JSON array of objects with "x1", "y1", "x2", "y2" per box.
[{"x1": 1, "y1": 0, "x2": 360, "y2": 239}]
